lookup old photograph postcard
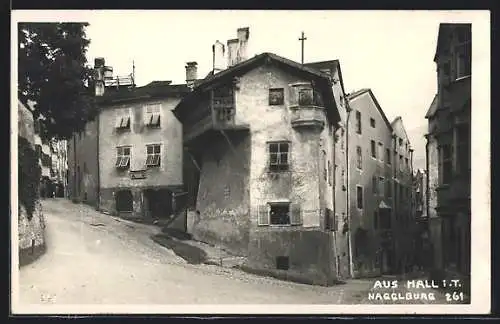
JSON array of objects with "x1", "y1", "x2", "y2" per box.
[{"x1": 10, "y1": 9, "x2": 491, "y2": 315}]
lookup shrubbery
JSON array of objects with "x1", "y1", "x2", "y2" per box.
[{"x1": 18, "y1": 136, "x2": 41, "y2": 220}]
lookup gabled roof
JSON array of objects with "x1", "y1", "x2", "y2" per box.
[
  {"x1": 174, "y1": 52, "x2": 342, "y2": 125},
  {"x1": 304, "y1": 59, "x2": 347, "y2": 96},
  {"x1": 391, "y1": 116, "x2": 410, "y2": 144},
  {"x1": 346, "y1": 88, "x2": 393, "y2": 132},
  {"x1": 96, "y1": 82, "x2": 191, "y2": 106},
  {"x1": 424, "y1": 94, "x2": 438, "y2": 119}
]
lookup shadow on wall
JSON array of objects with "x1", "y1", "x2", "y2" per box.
[{"x1": 18, "y1": 201, "x2": 47, "y2": 267}]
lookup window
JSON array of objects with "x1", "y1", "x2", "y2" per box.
[
  {"x1": 386, "y1": 179, "x2": 392, "y2": 198},
  {"x1": 370, "y1": 118, "x2": 376, "y2": 128},
  {"x1": 399, "y1": 155, "x2": 404, "y2": 172},
  {"x1": 268, "y1": 142, "x2": 289, "y2": 172},
  {"x1": 356, "y1": 185, "x2": 364, "y2": 209},
  {"x1": 269, "y1": 88, "x2": 284, "y2": 105},
  {"x1": 456, "y1": 124, "x2": 470, "y2": 175},
  {"x1": 356, "y1": 146, "x2": 362, "y2": 170},
  {"x1": 298, "y1": 88, "x2": 313, "y2": 106},
  {"x1": 115, "y1": 110, "x2": 131, "y2": 130},
  {"x1": 405, "y1": 157, "x2": 409, "y2": 170},
  {"x1": 386, "y1": 148, "x2": 391, "y2": 165},
  {"x1": 378, "y1": 142, "x2": 384, "y2": 161},
  {"x1": 115, "y1": 146, "x2": 131, "y2": 169},
  {"x1": 355, "y1": 110, "x2": 362, "y2": 134},
  {"x1": 454, "y1": 28, "x2": 471, "y2": 79},
  {"x1": 275, "y1": 256, "x2": 290, "y2": 270},
  {"x1": 325, "y1": 208, "x2": 336, "y2": 231},
  {"x1": 378, "y1": 177, "x2": 385, "y2": 196},
  {"x1": 439, "y1": 144, "x2": 452, "y2": 184},
  {"x1": 257, "y1": 202, "x2": 302, "y2": 226},
  {"x1": 146, "y1": 144, "x2": 161, "y2": 167},
  {"x1": 144, "y1": 104, "x2": 161, "y2": 127},
  {"x1": 372, "y1": 176, "x2": 378, "y2": 194},
  {"x1": 399, "y1": 138, "x2": 403, "y2": 147},
  {"x1": 371, "y1": 140, "x2": 377, "y2": 159}
]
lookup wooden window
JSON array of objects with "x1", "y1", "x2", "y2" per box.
[
  {"x1": 399, "y1": 138, "x2": 403, "y2": 147},
  {"x1": 370, "y1": 118, "x2": 376, "y2": 128},
  {"x1": 386, "y1": 179, "x2": 392, "y2": 198},
  {"x1": 325, "y1": 208, "x2": 336, "y2": 231},
  {"x1": 371, "y1": 140, "x2": 377, "y2": 159},
  {"x1": 355, "y1": 110, "x2": 362, "y2": 134},
  {"x1": 372, "y1": 176, "x2": 378, "y2": 194},
  {"x1": 405, "y1": 157, "x2": 409, "y2": 170},
  {"x1": 269, "y1": 142, "x2": 289, "y2": 172},
  {"x1": 356, "y1": 146, "x2": 362, "y2": 170},
  {"x1": 115, "y1": 110, "x2": 131, "y2": 130},
  {"x1": 322, "y1": 150, "x2": 327, "y2": 181},
  {"x1": 399, "y1": 155, "x2": 404, "y2": 172},
  {"x1": 257, "y1": 202, "x2": 301, "y2": 226},
  {"x1": 144, "y1": 104, "x2": 161, "y2": 127},
  {"x1": 115, "y1": 146, "x2": 131, "y2": 169},
  {"x1": 378, "y1": 177, "x2": 385, "y2": 196},
  {"x1": 269, "y1": 88, "x2": 284, "y2": 105},
  {"x1": 146, "y1": 144, "x2": 161, "y2": 167},
  {"x1": 356, "y1": 185, "x2": 364, "y2": 209},
  {"x1": 386, "y1": 148, "x2": 391, "y2": 165},
  {"x1": 378, "y1": 142, "x2": 384, "y2": 161}
]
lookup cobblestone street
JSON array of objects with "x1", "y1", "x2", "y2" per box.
[{"x1": 16, "y1": 199, "x2": 458, "y2": 310}]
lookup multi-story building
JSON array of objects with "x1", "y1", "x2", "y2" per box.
[
  {"x1": 22, "y1": 100, "x2": 68, "y2": 198},
  {"x1": 67, "y1": 119, "x2": 99, "y2": 205},
  {"x1": 425, "y1": 23, "x2": 471, "y2": 282},
  {"x1": 345, "y1": 89, "x2": 414, "y2": 277},
  {"x1": 68, "y1": 57, "x2": 190, "y2": 229},
  {"x1": 174, "y1": 27, "x2": 350, "y2": 285}
]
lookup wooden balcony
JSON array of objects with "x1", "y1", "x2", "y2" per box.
[{"x1": 289, "y1": 105, "x2": 326, "y2": 130}]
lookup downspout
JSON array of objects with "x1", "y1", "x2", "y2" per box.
[
  {"x1": 73, "y1": 133, "x2": 77, "y2": 200},
  {"x1": 96, "y1": 113, "x2": 101, "y2": 211},
  {"x1": 425, "y1": 135, "x2": 430, "y2": 231},
  {"x1": 345, "y1": 103, "x2": 354, "y2": 278}
]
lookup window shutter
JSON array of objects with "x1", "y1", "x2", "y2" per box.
[
  {"x1": 290, "y1": 203, "x2": 302, "y2": 225},
  {"x1": 257, "y1": 205, "x2": 269, "y2": 226}
]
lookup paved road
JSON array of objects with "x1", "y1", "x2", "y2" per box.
[{"x1": 16, "y1": 199, "x2": 456, "y2": 310}]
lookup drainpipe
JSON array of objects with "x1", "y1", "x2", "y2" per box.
[
  {"x1": 345, "y1": 103, "x2": 354, "y2": 278},
  {"x1": 425, "y1": 135, "x2": 431, "y2": 239},
  {"x1": 96, "y1": 113, "x2": 101, "y2": 211}
]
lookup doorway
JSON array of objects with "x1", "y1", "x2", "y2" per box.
[
  {"x1": 115, "y1": 190, "x2": 133, "y2": 212},
  {"x1": 144, "y1": 188, "x2": 173, "y2": 219}
]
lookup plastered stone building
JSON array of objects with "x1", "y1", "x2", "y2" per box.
[
  {"x1": 174, "y1": 27, "x2": 353, "y2": 284},
  {"x1": 425, "y1": 23, "x2": 471, "y2": 284},
  {"x1": 345, "y1": 89, "x2": 415, "y2": 277}
]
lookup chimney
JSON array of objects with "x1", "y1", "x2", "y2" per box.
[
  {"x1": 94, "y1": 57, "x2": 105, "y2": 97},
  {"x1": 212, "y1": 40, "x2": 226, "y2": 74},
  {"x1": 185, "y1": 61, "x2": 198, "y2": 90},
  {"x1": 236, "y1": 27, "x2": 250, "y2": 63},
  {"x1": 227, "y1": 39, "x2": 239, "y2": 68}
]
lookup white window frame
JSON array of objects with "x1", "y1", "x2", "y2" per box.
[
  {"x1": 268, "y1": 141, "x2": 290, "y2": 172},
  {"x1": 145, "y1": 143, "x2": 161, "y2": 167},
  {"x1": 143, "y1": 104, "x2": 161, "y2": 128},
  {"x1": 115, "y1": 146, "x2": 131, "y2": 169},
  {"x1": 115, "y1": 108, "x2": 131, "y2": 130}
]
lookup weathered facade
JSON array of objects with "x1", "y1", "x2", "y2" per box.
[
  {"x1": 67, "y1": 120, "x2": 99, "y2": 206},
  {"x1": 425, "y1": 23, "x2": 471, "y2": 282},
  {"x1": 345, "y1": 89, "x2": 414, "y2": 277},
  {"x1": 174, "y1": 28, "x2": 347, "y2": 284},
  {"x1": 17, "y1": 99, "x2": 47, "y2": 265}
]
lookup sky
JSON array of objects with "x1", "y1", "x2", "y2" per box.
[{"x1": 79, "y1": 10, "x2": 476, "y2": 170}]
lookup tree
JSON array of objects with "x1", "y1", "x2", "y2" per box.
[{"x1": 18, "y1": 23, "x2": 97, "y2": 140}]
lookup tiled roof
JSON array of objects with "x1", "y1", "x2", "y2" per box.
[
  {"x1": 175, "y1": 52, "x2": 343, "y2": 125},
  {"x1": 96, "y1": 82, "x2": 191, "y2": 105}
]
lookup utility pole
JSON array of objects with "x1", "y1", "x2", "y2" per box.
[{"x1": 299, "y1": 31, "x2": 307, "y2": 65}]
